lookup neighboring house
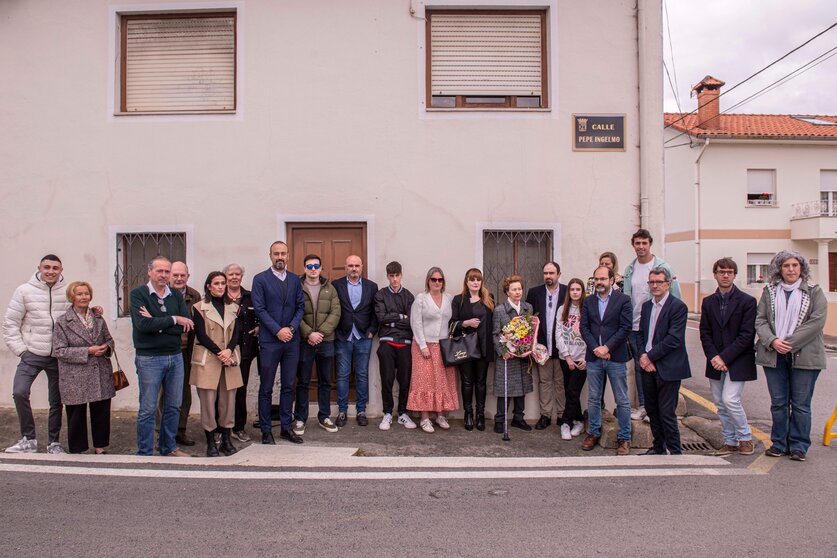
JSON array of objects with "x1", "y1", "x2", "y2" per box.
[
  {"x1": 0, "y1": 0, "x2": 664, "y2": 415},
  {"x1": 664, "y1": 75, "x2": 837, "y2": 334}
]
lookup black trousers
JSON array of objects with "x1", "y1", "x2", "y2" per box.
[
  {"x1": 458, "y1": 358, "x2": 488, "y2": 414},
  {"x1": 377, "y1": 343, "x2": 412, "y2": 416},
  {"x1": 559, "y1": 359, "x2": 586, "y2": 426},
  {"x1": 494, "y1": 396, "x2": 524, "y2": 424},
  {"x1": 641, "y1": 372, "x2": 682, "y2": 454},
  {"x1": 234, "y1": 356, "x2": 258, "y2": 431},
  {"x1": 65, "y1": 399, "x2": 111, "y2": 454}
]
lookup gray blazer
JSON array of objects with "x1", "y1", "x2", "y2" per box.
[
  {"x1": 53, "y1": 310, "x2": 116, "y2": 406},
  {"x1": 755, "y1": 282, "x2": 827, "y2": 370},
  {"x1": 492, "y1": 301, "x2": 535, "y2": 397}
]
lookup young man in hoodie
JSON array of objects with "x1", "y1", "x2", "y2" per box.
[{"x1": 3, "y1": 255, "x2": 71, "y2": 454}]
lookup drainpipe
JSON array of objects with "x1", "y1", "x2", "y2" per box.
[{"x1": 693, "y1": 138, "x2": 709, "y2": 311}]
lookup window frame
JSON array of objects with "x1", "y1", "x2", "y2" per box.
[
  {"x1": 746, "y1": 168, "x2": 777, "y2": 207},
  {"x1": 480, "y1": 227, "x2": 557, "y2": 303},
  {"x1": 118, "y1": 11, "x2": 238, "y2": 115},
  {"x1": 425, "y1": 8, "x2": 549, "y2": 111}
]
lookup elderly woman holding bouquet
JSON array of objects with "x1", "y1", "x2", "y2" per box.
[{"x1": 492, "y1": 275, "x2": 538, "y2": 434}]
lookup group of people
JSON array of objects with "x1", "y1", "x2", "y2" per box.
[{"x1": 2, "y1": 229, "x2": 828, "y2": 463}]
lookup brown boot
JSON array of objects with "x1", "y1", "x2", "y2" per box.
[
  {"x1": 737, "y1": 440, "x2": 755, "y2": 455},
  {"x1": 713, "y1": 444, "x2": 739, "y2": 456},
  {"x1": 616, "y1": 440, "x2": 630, "y2": 456},
  {"x1": 581, "y1": 435, "x2": 600, "y2": 451}
]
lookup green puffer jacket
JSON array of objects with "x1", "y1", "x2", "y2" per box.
[
  {"x1": 755, "y1": 281, "x2": 828, "y2": 370},
  {"x1": 300, "y1": 276, "x2": 341, "y2": 342}
]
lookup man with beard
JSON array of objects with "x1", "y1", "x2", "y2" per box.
[
  {"x1": 252, "y1": 241, "x2": 305, "y2": 444},
  {"x1": 525, "y1": 261, "x2": 567, "y2": 430}
]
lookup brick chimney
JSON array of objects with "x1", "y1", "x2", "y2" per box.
[{"x1": 692, "y1": 75, "x2": 725, "y2": 129}]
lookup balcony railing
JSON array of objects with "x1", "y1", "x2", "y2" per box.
[{"x1": 792, "y1": 197, "x2": 837, "y2": 219}]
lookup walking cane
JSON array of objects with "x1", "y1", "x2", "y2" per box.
[{"x1": 503, "y1": 359, "x2": 510, "y2": 441}]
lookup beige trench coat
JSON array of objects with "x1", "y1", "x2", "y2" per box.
[{"x1": 190, "y1": 300, "x2": 243, "y2": 391}]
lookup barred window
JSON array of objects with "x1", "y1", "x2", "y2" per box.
[
  {"x1": 483, "y1": 230, "x2": 553, "y2": 303},
  {"x1": 116, "y1": 232, "x2": 187, "y2": 316}
]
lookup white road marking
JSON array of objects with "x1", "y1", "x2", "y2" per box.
[{"x1": 0, "y1": 463, "x2": 759, "y2": 480}]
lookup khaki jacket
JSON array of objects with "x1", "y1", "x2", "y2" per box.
[
  {"x1": 190, "y1": 300, "x2": 243, "y2": 390},
  {"x1": 755, "y1": 282, "x2": 828, "y2": 370}
]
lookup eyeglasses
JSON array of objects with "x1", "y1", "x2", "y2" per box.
[
  {"x1": 430, "y1": 277, "x2": 445, "y2": 283},
  {"x1": 647, "y1": 280, "x2": 669, "y2": 286},
  {"x1": 305, "y1": 263, "x2": 321, "y2": 270},
  {"x1": 714, "y1": 270, "x2": 735, "y2": 276}
]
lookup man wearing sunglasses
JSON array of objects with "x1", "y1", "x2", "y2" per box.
[
  {"x1": 637, "y1": 267, "x2": 691, "y2": 455},
  {"x1": 332, "y1": 255, "x2": 379, "y2": 427},
  {"x1": 293, "y1": 254, "x2": 341, "y2": 435}
]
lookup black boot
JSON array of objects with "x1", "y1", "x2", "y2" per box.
[
  {"x1": 464, "y1": 411, "x2": 474, "y2": 431},
  {"x1": 219, "y1": 428, "x2": 238, "y2": 456},
  {"x1": 475, "y1": 413, "x2": 485, "y2": 431},
  {"x1": 205, "y1": 430, "x2": 220, "y2": 457}
]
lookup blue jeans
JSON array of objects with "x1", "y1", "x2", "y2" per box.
[
  {"x1": 709, "y1": 376, "x2": 752, "y2": 445},
  {"x1": 258, "y1": 340, "x2": 300, "y2": 432},
  {"x1": 586, "y1": 359, "x2": 631, "y2": 441},
  {"x1": 628, "y1": 331, "x2": 645, "y2": 407},
  {"x1": 136, "y1": 353, "x2": 184, "y2": 456},
  {"x1": 764, "y1": 356, "x2": 820, "y2": 454},
  {"x1": 335, "y1": 337, "x2": 372, "y2": 414},
  {"x1": 295, "y1": 340, "x2": 334, "y2": 423}
]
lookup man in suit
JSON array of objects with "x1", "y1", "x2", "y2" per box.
[
  {"x1": 638, "y1": 266, "x2": 691, "y2": 455},
  {"x1": 579, "y1": 265, "x2": 633, "y2": 455},
  {"x1": 525, "y1": 261, "x2": 567, "y2": 430},
  {"x1": 332, "y1": 255, "x2": 378, "y2": 427},
  {"x1": 252, "y1": 241, "x2": 305, "y2": 445},
  {"x1": 699, "y1": 258, "x2": 757, "y2": 456}
]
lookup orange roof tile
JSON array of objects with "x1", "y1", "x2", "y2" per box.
[{"x1": 664, "y1": 113, "x2": 837, "y2": 139}]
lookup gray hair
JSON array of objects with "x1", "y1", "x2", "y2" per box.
[
  {"x1": 648, "y1": 266, "x2": 671, "y2": 282},
  {"x1": 222, "y1": 263, "x2": 245, "y2": 276},
  {"x1": 767, "y1": 250, "x2": 810, "y2": 285},
  {"x1": 147, "y1": 255, "x2": 171, "y2": 270}
]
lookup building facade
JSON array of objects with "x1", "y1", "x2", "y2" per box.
[
  {"x1": 1, "y1": 0, "x2": 663, "y2": 415},
  {"x1": 664, "y1": 76, "x2": 837, "y2": 333}
]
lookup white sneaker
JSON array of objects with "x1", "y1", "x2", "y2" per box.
[
  {"x1": 398, "y1": 413, "x2": 417, "y2": 429},
  {"x1": 560, "y1": 424, "x2": 572, "y2": 440},
  {"x1": 318, "y1": 417, "x2": 339, "y2": 433},
  {"x1": 420, "y1": 419, "x2": 435, "y2": 433},
  {"x1": 47, "y1": 442, "x2": 65, "y2": 454},
  {"x1": 379, "y1": 413, "x2": 392, "y2": 431},
  {"x1": 570, "y1": 421, "x2": 585, "y2": 437},
  {"x1": 631, "y1": 406, "x2": 647, "y2": 421},
  {"x1": 435, "y1": 415, "x2": 450, "y2": 430},
  {"x1": 292, "y1": 420, "x2": 305, "y2": 436},
  {"x1": 5, "y1": 436, "x2": 37, "y2": 453}
]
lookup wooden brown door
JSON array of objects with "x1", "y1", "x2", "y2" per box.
[
  {"x1": 287, "y1": 222, "x2": 368, "y2": 404},
  {"x1": 829, "y1": 253, "x2": 837, "y2": 292}
]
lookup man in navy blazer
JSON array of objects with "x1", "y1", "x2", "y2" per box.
[
  {"x1": 579, "y1": 266, "x2": 633, "y2": 455},
  {"x1": 252, "y1": 241, "x2": 305, "y2": 445},
  {"x1": 699, "y1": 258, "x2": 757, "y2": 456},
  {"x1": 332, "y1": 255, "x2": 378, "y2": 427},
  {"x1": 525, "y1": 261, "x2": 568, "y2": 430},
  {"x1": 638, "y1": 266, "x2": 691, "y2": 455}
]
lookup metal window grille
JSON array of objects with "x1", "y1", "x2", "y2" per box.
[
  {"x1": 483, "y1": 230, "x2": 553, "y2": 303},
  {"x1": 116, "y1": 232, "x2": 187, "y2": 316}
]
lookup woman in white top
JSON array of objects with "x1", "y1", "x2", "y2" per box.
[
  {"x1": 407, "y1": 267, "x2": 459, "y2": 433},
  {"x1": 555, "y1": 278, "x2": 588, "y2": 441}
]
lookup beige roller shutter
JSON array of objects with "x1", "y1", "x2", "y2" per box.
[
  {"x1": 124, "y1": 14, "x2": 235, "y2": 112},
  {"x1": 430, "y1": 12, "x2": 543, "y2": 96}
]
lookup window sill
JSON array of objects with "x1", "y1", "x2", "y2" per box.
[
  {"x1": 426, "y1": 108, "x2": 551, "y2": 113},
  {"x1": 744, "y1": 204, "x2": 778, "y2": 208},
  {"x1": 114, "y1": 111, "x2": 236, "y2": 116}
]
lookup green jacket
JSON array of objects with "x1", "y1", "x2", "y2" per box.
[
  {"x1": 130, "y1": 284, "x2": 189, "y2": 356},
  {"x1": 300, "y1": 276, "x2": 341, "y2": 342},
  {"x1": 755, "y1": 281, "x2": 827, "y2": 370}
]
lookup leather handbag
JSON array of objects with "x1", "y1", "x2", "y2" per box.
[
  {"x1": 112, "y1": 349, "x2": 130, "y2": 391},
  {"x1": 440, "y1": 323, "x2": 481, "y2": 366}
]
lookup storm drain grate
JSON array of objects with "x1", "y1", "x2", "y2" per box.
[{"x1": 681, "y1": 442, "x2": 713, "y2": 453}]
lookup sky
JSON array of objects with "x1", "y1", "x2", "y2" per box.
[{"x1": 662, "y1": 0, "x2": 837, "y2": 115}]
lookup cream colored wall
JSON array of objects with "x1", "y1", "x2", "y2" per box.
[{"x1": 0, "y1": 0, "x2": 661, "y2": 415}]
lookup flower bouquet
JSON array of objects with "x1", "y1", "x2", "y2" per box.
[{"x1": 499, "y1": 314, "x2": 550, "y2": 366}]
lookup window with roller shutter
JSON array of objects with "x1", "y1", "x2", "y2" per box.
[
  {"x1": 426, "y1": 10, "x2": 548, "y2": 109},
  {"x1": 120, "y1": 12, "x2": 236, "y2": 114}
]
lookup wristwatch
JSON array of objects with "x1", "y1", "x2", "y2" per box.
[{"x1": 288, "y1": 326, "x2": 295, "y2": 334}]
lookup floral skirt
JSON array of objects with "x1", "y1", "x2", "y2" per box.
[{"x1": 407, "y1": 342, "x2": 459, "y2": 412}]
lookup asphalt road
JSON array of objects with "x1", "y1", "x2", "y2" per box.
[{"x1": 1, "y1": 323, "x2": 835, "y2": 557}]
